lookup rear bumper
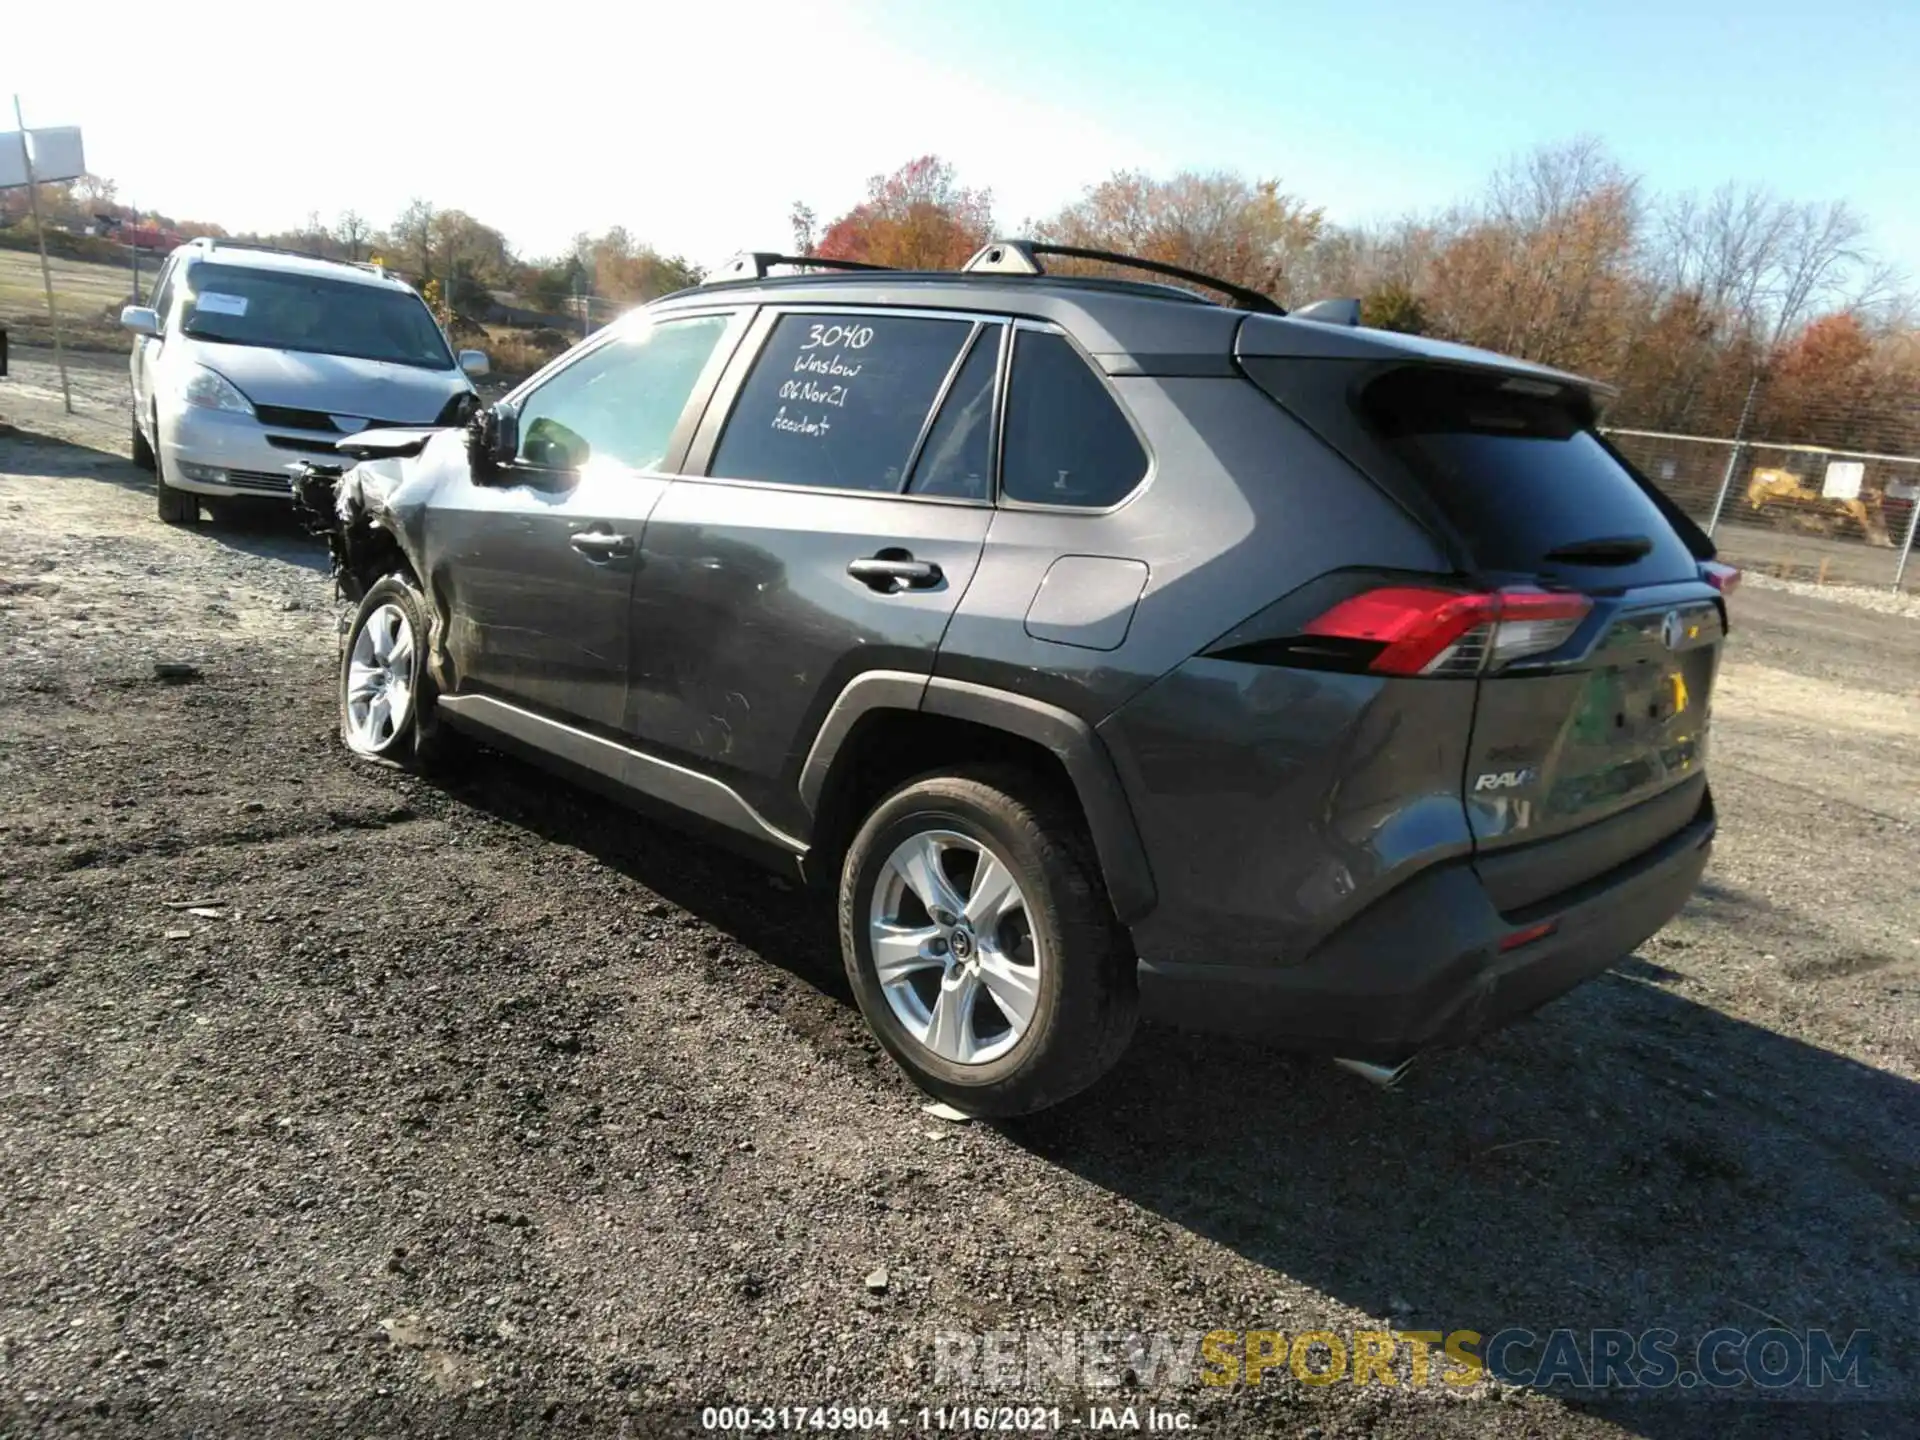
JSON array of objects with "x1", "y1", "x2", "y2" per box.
[{"x1": 1137, "y1": 790, "x2": 1715, "y2": 1061}]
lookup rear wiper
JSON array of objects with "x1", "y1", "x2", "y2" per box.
[{"x1": 1543, "y1": 534, "x2": 1653, "y2": 565}]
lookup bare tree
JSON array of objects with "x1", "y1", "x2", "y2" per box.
[
  {"x1": 789, "y1": 202, "x2": 817, "y2": 257},
  {"x1": 1653, "y1": 186, "x2": 1876, "y2": 349},
  {"x1": 390, "y1": 199, "x2": 436, "y2": 281},
  {"x1": 1767, "y1": 200, "x2": 1872, "y2": 348},
  {"x1": 333, "y1": 210, "x2": 370, "y2": 262}
]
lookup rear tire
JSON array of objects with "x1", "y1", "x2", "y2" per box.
[
  {"x1": 838, "y1": 766, "x2": 1137, "y2": 1117},
  {"x1": 153, "y1": 412, "x2": 198, "y2": 526},
  {"x1": 131, "y1": 412, "x2": 155, "y2": 472},
  {"x1": 338, "y1": 575, "x2": 456, "y2": 772}
]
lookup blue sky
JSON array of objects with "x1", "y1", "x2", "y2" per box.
[
  {"x1": 5, "y1": 0, "x2": 1913, "y2": 278},
  {"x1": 860, "y1": 0, "x2": 1917, "y2": 262}
]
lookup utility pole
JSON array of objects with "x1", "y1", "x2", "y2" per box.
[{"x1": 12, "y1": 95, "x2": 73, "y2": 414}]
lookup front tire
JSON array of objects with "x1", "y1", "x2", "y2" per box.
[
  {"x1": 152, "y1": 411, "x2": 198, "y2": 526},
  {"x1": 131, "y1": 411, "x2": 156, "y2": 472},
  {"x1": 338, "y1": 575, "x2": 452, "y2": 771},
  {"x1": 838, "y1": 767, "x2": 1138, "y2": 1117}
]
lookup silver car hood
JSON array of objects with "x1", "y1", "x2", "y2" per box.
[{"x1": 183, "y1": 340, "x2": 470, "y2": 424}]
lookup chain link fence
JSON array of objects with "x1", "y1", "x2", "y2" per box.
[
  {"x1": 1608, "y1": 428, "x2": 1920, "y2": 590},
  {"x1": 1604, "y1": 372, "x2": 1920, "y2": 593}
]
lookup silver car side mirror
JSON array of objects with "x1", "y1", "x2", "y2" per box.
[
  {"x1": 120, "y1": 305, "x2": 161, "y2": 339},
  {"x1": 458, "y1": 349, "x2": 490, "y2": 378}
]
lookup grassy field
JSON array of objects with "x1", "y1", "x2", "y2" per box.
[{"x1": 0, "y1": 245, "x2": 141, "y2": 351}]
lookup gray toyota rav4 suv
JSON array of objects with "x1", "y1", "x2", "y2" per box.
[{"x1": 298, "y1": 240, "x2": 1732, "y2": 1116}]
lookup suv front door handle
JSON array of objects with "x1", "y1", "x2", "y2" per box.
[
  {"x1": 569, "y1": 528, "x2": 634, "y2": 560},
  {"x1": 848, "y1": 552, "x2": 943, "y2": 593}
]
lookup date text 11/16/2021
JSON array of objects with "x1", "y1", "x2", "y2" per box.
[{"x1": 699, "y1": 1404, "x2": 1195, "y2": 1432}]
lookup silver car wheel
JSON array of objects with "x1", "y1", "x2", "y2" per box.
[
  {"x1": 344, "y1": 603, "x2": 415, "y2": 754},
  {"x1": 869, "y1": 828, "x2": 1044, "y2": 1066}
]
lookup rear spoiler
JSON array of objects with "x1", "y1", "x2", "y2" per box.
[{"x1": 1290, "y1": 297, "x2": 1361, "y2": 327}]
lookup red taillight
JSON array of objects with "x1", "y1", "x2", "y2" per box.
[
  {"x1": 1703, "y1": 561, "x2": 1740, "y2": 595},
  {"x1": 1303, "y1": 586, "x2": 1592, "y2": 676},
  {"x1": 1498, "y1": 919, "x2": 1559, "y2": 952}
]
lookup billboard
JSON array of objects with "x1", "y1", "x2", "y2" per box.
[{"x1": 0, "y1": 126, "x2": 87, "y2": 188}]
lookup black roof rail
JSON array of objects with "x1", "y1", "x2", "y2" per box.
[
  {"x1": 961, "y1": 239, "x2": 1286, "y2": 315},
  {"x1": 710, "y1": 251, "x2": 895, "y2": 282}
]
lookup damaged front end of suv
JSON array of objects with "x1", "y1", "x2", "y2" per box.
[
  {"x1": 290, "y1": 404, "x2": 514, "y2": 606},
  {"x1": 289, "y1": 406, "x2": 521, "y2": 767}
]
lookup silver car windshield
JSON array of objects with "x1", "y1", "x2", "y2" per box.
[{"x1": 177, "y1": 262, "x2": 453, "y2": 371}]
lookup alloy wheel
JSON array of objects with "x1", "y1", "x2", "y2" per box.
[
  {"x1": 868, "y1": 829, "x2": 1044, "y2": 1065},
  {"x1": 345, "y1": 603, "x2": 415, "y2": 753}
]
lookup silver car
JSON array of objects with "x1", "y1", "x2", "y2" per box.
[{"x1": 122, "y1": 238, "x2": 488, "y2": 524}]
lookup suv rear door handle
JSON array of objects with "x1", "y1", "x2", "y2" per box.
[
  {"x1": 848, "y1": 553, "x2": 943, "y2": 593},
  {"x1": 569, "y1": 528, "x2": 634, "y2": 559}
]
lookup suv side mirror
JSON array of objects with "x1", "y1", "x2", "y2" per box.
[
  {"x1": 468, "y1": 401, "x2": 519, "y2": 482},
  {"x1": 458, "y1": 349, "x2": 490, "y2": 378},
  {"x1": 120, "y1": 305, "x2": 161, "y2": 339}
]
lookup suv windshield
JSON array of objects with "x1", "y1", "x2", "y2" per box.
[{"x1": 177, "y1": 262, "x2": 453, "y2": 370}]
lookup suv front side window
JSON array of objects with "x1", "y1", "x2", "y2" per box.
[
  {"x1": 710, "y1": 313, "x2": 976, "y2": 493},
  {"x1": 515, "y1": 313, "x2": 731, "y2": 475}
]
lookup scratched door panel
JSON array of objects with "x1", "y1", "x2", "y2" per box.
[
  {"x1": 626, "y1": 308, "x2": 998, "y2": 832},
  {"x1": 628, "y1": 481, "x2": 990, "y2": 833},
  {"x1": 432, "y1": 465, "x2": 664, "y2": 733}
]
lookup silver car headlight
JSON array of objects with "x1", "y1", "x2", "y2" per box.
[{"x1": 180, "y1": 365, "x2": 254, "y2": 416}]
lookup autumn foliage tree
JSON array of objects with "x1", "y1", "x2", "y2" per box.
[
  {"x1": 1038, "y1": 170, "x2": 1323, "y2": 304},
  {"x1": 1360, "y1": 280, "x2": 1428, "y2": 334},
  {"x1": 1760, "y1": 313, "x2": 1878, "y2": 447},
  {"x1": 814, "y1": 157, "x2": 994, "y2": 270},
  {"x1": 23, "y1": 138, "x2": 1914, "y2": 438},
  {"x1": 1419, "y1": 139, "x2": 1642, "y2": 375},
  {"x1": 570, "y1": 228, "x2": 702, "y2": 305}
]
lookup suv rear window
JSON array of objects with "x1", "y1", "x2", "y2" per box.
[
  {"x1": 1363, "y1": 366, "x2": 1698, "y2": 583},
  {"x1": 711, "y1": 314, "x2": 972, "y2": 493}
]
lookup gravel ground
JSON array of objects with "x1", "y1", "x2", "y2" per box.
[{"x1": 2, "y1": 347, "x2": 1916, "y2": 1439}]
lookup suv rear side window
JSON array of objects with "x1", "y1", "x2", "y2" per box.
[
  {"x1": 1001, "y1": 329, "x2": 1148, "y2": 507},
  {"x1": 1364, "y1": 366, "x2": 1697, "y2": 583},
  {"x1": 907, "y1": 324, "x2": 1000, "y2": 501},
  {"x1": 711, "y1": 314, "x2": 972, "y2": 493}
]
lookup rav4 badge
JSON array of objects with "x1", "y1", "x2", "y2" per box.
[{"x1": 1474, "y1": 769, "x2": 1537, "y2": 792}]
